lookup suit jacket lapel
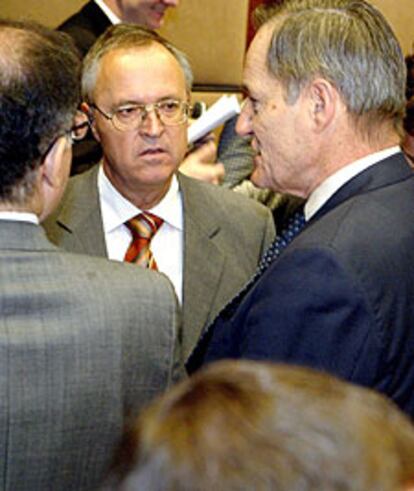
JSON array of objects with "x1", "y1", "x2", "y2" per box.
[
  {"x1": 55, "y1": 166, "x2": 107, "y2": 257},
  {"x1": 187, "y1": 152, "x2": 414, "y2": 372},
  {"x1": 179, "y1": 174, "x2": 226, "y2": 359}
]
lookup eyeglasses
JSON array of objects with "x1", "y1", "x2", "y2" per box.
[
  {"x1": 40, "y1": 121, "x2": 89, "y2": 162},
  {"x1": 90, "y1": 99, "x2": 191, "y2": 131}
]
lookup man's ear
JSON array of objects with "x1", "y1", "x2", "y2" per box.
[
  {"x1": 41, "y1": 136, "x2": 69, "y2": 187},
  {"x1": 81, "y1": 101, "x2": 101, "y2": 142},
  {"x1": 38, "y1": 135, "x2": 71, "y2": 221},
  {"x1": 306, "y1": 78, "x2": 338, "y2": 133}
]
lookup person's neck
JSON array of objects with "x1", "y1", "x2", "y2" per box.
[
  {"x1": 307, "y1": 124, "x2": 401, "y2": 196},
  {"x1": 103, "y1": 165, "x2": 173, "y2": 210},
  {"x1": 0, "y1": 195, "x2": 41, "y2": 216}
]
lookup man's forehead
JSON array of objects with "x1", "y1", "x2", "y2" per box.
[
  {"x1": 245, "y1": 25, "x2": 274, "y2": 75},
  {"x1": 243, "y1": 24, "x2": 276, "y2": 88},
  {"x1": 94, "y1": 43, "x2": 187, "y2": 100},
  {"x1": 97, "y1": 43, "x2": 186, "y2": 84},
  {"x1": 100, "y1": 43, "x2": 172, "y2": 66}
]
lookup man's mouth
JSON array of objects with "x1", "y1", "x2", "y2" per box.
[
  {"x1": 151, "y1": 7, "x2": 166, "y2": 19},
  {"x1": 140, "y1": 147, "x2": 166, "y2": 157}
]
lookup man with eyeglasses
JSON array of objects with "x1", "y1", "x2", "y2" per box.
[
  {"x1": 58, "y1": 0, "x2": 225, "y2": 184},
  {"x1": 0, "y1": 19, "x2": 180, "y2": 491},
  {"x1": 44, "y1": 24, "x2": 275, "y2": 364}
]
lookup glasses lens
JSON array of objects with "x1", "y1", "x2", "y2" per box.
[
  {"x1": 158, "y1": 100, "x2": 188, "y2": 126},
  {"x1": 112, "y1": 101, "x2": 189, "y2": 131},
  {"x1": 113, "y1": 106, "x2": 143, "y2": 131}
]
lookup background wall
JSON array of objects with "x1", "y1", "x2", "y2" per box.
[
  {"x1": 0, "y1": 0, "x2": 412, "y2": 51},
  {"x1": 0, "y1": 0, "x2": 413, "y2": 88}
]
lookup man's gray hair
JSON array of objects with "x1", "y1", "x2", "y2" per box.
[
  {"x1": 264, "y1": 0, "x2": 406, "y2": 134},
  {"x1": 82, "y1": 23, "x2": 193, "y2": 103}
]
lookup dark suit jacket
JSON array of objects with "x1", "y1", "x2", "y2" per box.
[
  {"x1": 0, "y1": 220, "x2": 178, "y2": 491},
  {"x1": 43, "y1": 167, "x2": 275, "y2": 361},
  {"x1": 188, "y1": 152, "x2": 414, "y2": 418},
  {"x1": 58, "y1": 1, "x2": 110, "y2": 56},
  {"x1": 58, "y1": 1, "x2": 111, "y2": 172}
]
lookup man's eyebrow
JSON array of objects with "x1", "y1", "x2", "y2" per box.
[{"x1": 114, "y1": 95, "x2": 183, "y2": 107}]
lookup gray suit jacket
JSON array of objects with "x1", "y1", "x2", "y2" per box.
[
  {"x1": 44, "y1": 167, "x2": 275, "y2": 360},
  {"x1": 0, "y1": 220, "x2": 178, "y2": 491}
]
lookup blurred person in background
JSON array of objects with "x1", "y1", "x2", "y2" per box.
[{"x1": 103, "y1": 360, "x2": 414, "y2": 491}]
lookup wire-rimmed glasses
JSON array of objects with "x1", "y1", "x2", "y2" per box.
[
  {"x1": 90, "y1": 99, "x2": 191, "y2": 131},
  {"x1": 40, "y1": 120, "x2": 89, "y2": 163}
]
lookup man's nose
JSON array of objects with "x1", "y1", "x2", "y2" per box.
[
  {"x1": 139, "y1": 108, "x2": 164, "y2": 137},
  {"x1": 236, "y1": 102, "x2": 253, "y2": 137}
]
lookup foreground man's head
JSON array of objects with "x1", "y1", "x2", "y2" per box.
[
  {"x1": 0, "y1": 19, "x2": 81, "y2": 220},
  {"x1": 107, "y1": 360, "x2": 414, "y2": 491}
]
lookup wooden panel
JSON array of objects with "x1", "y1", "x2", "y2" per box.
[
  {"x1": 0, "y1": 0, "x2": 412, "y2": 88},
  {"x1": 369, "y1": 0, "x2": 413, "y2": 54},
  {"x1": 159, "y1": 0, "x2": 249, "y2": 87},
  {"x1": 0, "y1": 0, "x2": 84, "y2": 27}
]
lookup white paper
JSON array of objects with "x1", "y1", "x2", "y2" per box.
[{"x1": 188, "y1": 95, "x2": 241, "y2": 144}]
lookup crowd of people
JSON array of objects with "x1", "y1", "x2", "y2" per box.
[{"x1": 1, "y1": 0, "x2": 414, "y2": 489}]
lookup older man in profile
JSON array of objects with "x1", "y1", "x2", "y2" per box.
[
  {"x1": 187, "y1": 0, "x2": 414, "y2": 419},
  {"x1": 44, "y1": 25, "x2": 275, "y2": 363}
]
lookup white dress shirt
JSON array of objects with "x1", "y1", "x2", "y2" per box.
[
  {"x1": 0, "y1": 212, "x2": 38, "y2": 224},
  {"x1": 305, "y1": 146, "x2": 401, "y2": 221},
  {"x1": 93, "y1": 0, "x2": 120, "y2": 24},
  {"x1": 98, "y1": 166, "x2": 184, "y2": 303}
]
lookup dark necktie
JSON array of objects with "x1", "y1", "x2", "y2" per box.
[
  {"x1": 219, "y1": 208, "x2": 306, "y2": 319},
  {"x1": 256, "y1": 209, "x2": 306, "y2": 275},
  {"x1": 124, "y1": 212, "x2": 164, "y2": 270}
]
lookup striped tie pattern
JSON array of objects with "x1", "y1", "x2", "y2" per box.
[{"x1": 124, "y1": 212, "x2": 164, "y2": 270}]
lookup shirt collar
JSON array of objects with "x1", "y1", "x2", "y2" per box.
[
  {"x1": 98, "y1": 165, "x2": 183, "y2": 233},
  {"x1": 305, "y1": 146, "x2": 401, "y2": 221},
  {"x1": 0, "y1": 211, "x2": 39, "y2": 224},
  {"x1": 94, "y1": 0, "x2": 121, "y2": 24}
]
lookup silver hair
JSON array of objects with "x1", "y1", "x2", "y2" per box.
[
  {"x1": 82, "y1": 23, "x2": 193, "y2": 103},
  {"x1": 264, "y1": 0, "x2": 406, "y2": 133}
]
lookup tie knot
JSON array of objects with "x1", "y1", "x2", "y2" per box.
[{"x1": 126, "y1": 212, "x2": 164, "y2": 240}]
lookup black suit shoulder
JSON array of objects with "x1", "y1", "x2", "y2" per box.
[{"x1": 58, "y1": 1, "x2": 111, "y2": 56}]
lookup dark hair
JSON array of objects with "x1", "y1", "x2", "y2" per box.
[
  {"x1": 404, "y1": 53, "x2": 414, "y2": 135},
  {"x1": 0, "y1": 20, "x2": 81, "y2": 203},
  {"x1": 104, "y1": 361, "x2": 414, "y2": 491}
]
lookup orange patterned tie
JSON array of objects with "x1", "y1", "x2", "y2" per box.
[{"x1": 124, "y1": 212, "x2": 164, "y2": 270}]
